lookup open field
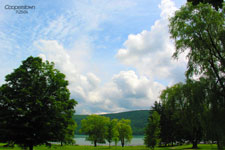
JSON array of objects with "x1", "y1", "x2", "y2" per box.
[{"x1": 0, "y1": 144, "x2": 217, "y2": 150}]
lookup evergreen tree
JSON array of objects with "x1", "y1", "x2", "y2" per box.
[{"x1": 144, "y1": 111, "x2": 160, "y2": 149}]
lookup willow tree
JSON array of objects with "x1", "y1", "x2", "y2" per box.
[
  {"x1": 80, "y1": 115, "x2": 110, "y2": 147},
  {"x1": 117, "y1": 119, "x2": 132, "y2": 147},
  {"x1": 169, "y1": 3, "x2": 225, "y2": 149}
]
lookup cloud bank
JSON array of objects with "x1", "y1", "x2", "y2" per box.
[
  {"x1": 33, "y1": 0, "x2": 187, "y2": 114},
  {"x1": 35, "y1": 40, "x2": 164, "y2": 114},
  {"x1": 116, "y1": 0, "x2": 187, "y2": 84}
]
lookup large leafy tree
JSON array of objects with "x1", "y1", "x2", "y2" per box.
[
  {"x1": 144, "y1": 111, "x2": 160, "y2": 149},
  {"x1": 180, "y1": 80, "x2": 206, "y2": 149},
  {"x1": 160, "y1": 79, "x2": 207, "y2": 149},
  {"x1": 169, "y1": 3, "x2": 225, "y2": 93},
  {"x1": 117, "y1": 119, "x2": 132, "y2": 147},
  {"x1": 160, "y1": 84, "x2": 187, "y2": 146},
  {"x1": 169, "y1": 3, "x2": 225, "y2": 149},
  {"x1": 0, "y1": 56, "x2": 77, "y2": 150},
  {"x1": 80, "y1": 115, "x2": 110, "y2": 147}
]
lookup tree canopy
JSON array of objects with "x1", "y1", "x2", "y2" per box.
[
  {"x1": 169, "y1": 3, "x2": 225, "y2": 95},
  {"x1": 0, "y1": 56, "x2": 77, "y2": 150},
  {"x1": 106, "y1": 119, "x2": 119, "y2": 147},
  {"x1": 187, "y1": 0, "x2": 223, "y2": 10},
  {"x1": 117, "y1": 119, "x2": 133, "y2": 147},
  {"x1": 169, "y1": 3, "x2": 225, "y2": 149},
  {"x1": 144, "y1": 111, "x2": 160, "y2": 149},
  {"x1": 159, "y1": 79, "x2": 208, "y2": 148},
  {"x1": 80, "y1": 115, "x2": 110, "y2": 147}
]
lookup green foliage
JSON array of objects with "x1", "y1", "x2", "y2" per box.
[
  {"x1": 74, "y1": 110, "x2": 149, "y2": 135},
  {"x1": 169, "y1": 3, "x2": 225, "y2": 149},
  {"x1": 187, "y1": 0, "x2": 224, "y2": 10},
  {"x1": 80, "y1": 115, "x2": 110, "y2": 147},
  {"x1": 0, "y1": 56, "x2": 77, "y2": 150},
  {"x1": 159, "y1": 79, "x2": 208, "y2": 148},
  {"x1": 117, "y1": 119, "x2": 133, "y2": 147},
  {"x1": 144, "y1": 111, "x2": 160, "y2": 149},
  {"x1": 106, "y1": 119, "x2": 119, "y2": 146},
  {"x1": 80, "y1": 116, "x2": 133, "y2": 147},
  {"x1": 152, "y1": 101, "x2": 178, "y2": 146},
  {"x1": 104, "y1": 110, "x2": 149, "y2": 135},
  {"x1": 169, "y1": 3, "x2": 225, "y2": 94},
  {"x1": 60, "y1": 123, "x2": 77, "y2": 145}
]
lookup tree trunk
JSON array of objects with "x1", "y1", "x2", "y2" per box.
[
  {"x1": 29, "y1": 145, "x2": 33, "y2": 150},
  {"x1": 121, "y1": 139, "x2": 124, "y2": 147},
  {"x1": 192, "y1": 140, "x2": 198, "y2": 149},
  {"x1": 94, "y1": 140, "x2": 97, "y2": 147},
  {"x1": 217, "y1": 140, "x2": 224, "y2": 150}
]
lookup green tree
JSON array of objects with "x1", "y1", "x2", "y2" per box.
[
  {"x1": 160, "y1": 79, "x2": 208, "y2": 149},
  {"x1": 153, "y1": 101, "x2": 178, "y2": 146},
  {"x1": 106, "y1": 119, "x2": 118, "y2": 147},
  {"x1": 80, "y1": 115, "x2": 110, "y2": 147},
  {"x1": 160, "y1": 84, "x2": 186, "y2": 146},
  {"x1": 180, "y1": 80, "x2": 206, "y2": 149},
  {"x1": 169, "y1": 3, "x2": 225, "y2": 93},
  {"x1": 0, "y1": 56, "x2": 77, "y2": 150},
  {"x1": 59, "y1": 123, "x2": 77, "y2": 146},
  {"x1": 144, "y1": 111, "x2": 160, "y2": 149},
  {"x1": 169, "y1": 3, "x2": 225, "y2": 149},
  {"x1": 117, "y1": 119, "x2": 132, "y2": 147},
  {"x1": 187, "y1": 0, "x2": 223, "y2": 10}
]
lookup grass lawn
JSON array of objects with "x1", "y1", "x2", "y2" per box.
[{"x1": 0, "y1": 144, "x2": 217, "y2": 150}]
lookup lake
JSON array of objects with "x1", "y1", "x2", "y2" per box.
[{"x1": 74, "y1": 135, "x2": 145, "y2": 146}]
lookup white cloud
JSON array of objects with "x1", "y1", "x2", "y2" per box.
[
  {"x1": 35, "y1": 40, "x2": 164, "y2": 114},
  {"x1": 116, "y1": 0, "x2": 187, "y2": 84},
  {"x1": 33, "y1": 0, "x2": 186, "y2": 114},
  {"x1": 0, "y1": 0, "x2": 186, "y2": 114}
]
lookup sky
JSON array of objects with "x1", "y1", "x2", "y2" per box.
[{"x1": 0, "y1": 0, "x2": 187, "y2": 114}]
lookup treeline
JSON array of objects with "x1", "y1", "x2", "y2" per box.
[
  {"x1": 144, "y1": 1, "x2": 224, "y2": 150},
  {"x1": 80, "y1": 115, "x2": 132, "y2": 147},
  {"x1": 74, "y1": 110, "x2": 149, "y2": 135}
]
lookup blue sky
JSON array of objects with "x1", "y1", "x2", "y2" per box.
[{"x1": 0, "y1": 0, "x2": 187, "y2": 114}]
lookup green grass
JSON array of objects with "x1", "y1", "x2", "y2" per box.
[{"x1": 0, "y1": 144, "x2": 217, "y2": 150}]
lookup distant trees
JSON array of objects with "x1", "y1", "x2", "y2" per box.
[
  {"x1": 144, "y1": 111, "x2": 160, "y2": 149},
  {"x1": 80, "y1": 115, "x2": 109, "y2": 147},
  {"x1": 106, "y1": 119, "x2": 119, "y2": 147},
  {"x1": 0, "y1": 56, "x2": 77, "y2": 150},
  {"x1": 80, "y1": 115, "x2": 132, "y2": 147},
  {"x1": 117, "y1": 119, "x2": 133, "y2": 147}
]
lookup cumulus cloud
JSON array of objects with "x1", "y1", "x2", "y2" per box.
[
  {"x1": 35, "y1": 40, "x2": 164, "y2": 114},
  {"x1": 116, "y1": 0, "x2": 187, "y2": 84},
  {"x1": 111, "y1": 71, "x2": 164, "y2": 108},
  {"x1": 76, "y1": 70, "x2": 164, "y2": 114}
]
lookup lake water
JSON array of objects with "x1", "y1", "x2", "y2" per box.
[{"x1": 74, "y1": 135, "x2": 144, "y2": 146}]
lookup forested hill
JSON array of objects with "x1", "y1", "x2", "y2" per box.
[{"x1": 73, "y1": 110, "x2": 150, "y2": 135}]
